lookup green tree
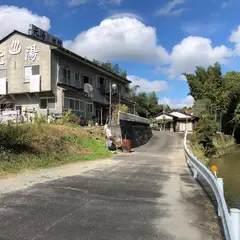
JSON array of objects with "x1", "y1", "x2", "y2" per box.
[
  {"x1": 131, "y1": 91, "x2": 170, "y2": 118},
  {"x1": 133, "y1": 92, "x2": 149, "y2": 118},
  {"x1": 230, "y1": 103, "x2": 240, "y2": 136},
  {"x1": 120, "y1": 71, "x2": 127, "y2": 78},
  {"x1": 195, "y1": 115, "x2": 218, "y2": 157},
  {"x1": 184, "y1": 63, "x2": 229, "y2": 115}
]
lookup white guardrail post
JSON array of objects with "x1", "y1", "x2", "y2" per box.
[
  {"x1": 217, "y1": 178, "x2": 224, "y2": 217},
  {"x1": 231, "y1": 209, "x2": 240, "y2": 240},
  {"x1": 183, "y1": 131, "x2": 240, "y2": 240}
]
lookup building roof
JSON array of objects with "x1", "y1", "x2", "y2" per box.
[
  {"x1": 155, "y1": 111, "x2": 197, "y2": 121},
  {"x1": 0, "y1": 30, "x2": 131, "y2": 84},
  {"x1": 155, "y1": 112, "x2": 178, "y2": 122},
  {"x1": 170, "y1": 111, "x2": 192, "y2": 120}
]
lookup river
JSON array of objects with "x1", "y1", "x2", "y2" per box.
[{"x1": 210, "y1": 147, "x2": 240, "y2": 209}]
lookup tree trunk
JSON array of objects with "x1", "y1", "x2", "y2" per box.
[{"x1": 232, "y1": 125, "x2": 236, "y2": 137}]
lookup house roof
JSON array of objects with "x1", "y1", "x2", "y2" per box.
[
  {"x1": 170, "y1": 111, "x2": 192, "y2": 119},
  {"x1": 155, "y1": 111, "x2": 198, "y2": 121},
  {"x1": 0, "y1": 30, "x2": 131, "y2": 84},
  {"x1": 155, "y1": 112, "x2": 178, "y2": 121}
]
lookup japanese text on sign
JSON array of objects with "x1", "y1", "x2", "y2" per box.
[
  {"x1": 25, "y1": 44, "x2": 39, "y2": 62},
  {"x1": 28, "y1": 24, "x2": 63, "y2": 47}
]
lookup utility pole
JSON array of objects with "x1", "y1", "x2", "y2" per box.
[
  {"x1": 163, "y1": 103, "x2": 165, "y2": 131},
  {"x1": 109, "y1": 82, "x2": 112, "y2": 124}
]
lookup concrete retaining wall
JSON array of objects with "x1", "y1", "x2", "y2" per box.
[
  {"x1": 108, "y1": 112, "x2": 152, "y2": 148},
  {"x1": 120, "y1": 120, "x2": 152, "y2": 148}
]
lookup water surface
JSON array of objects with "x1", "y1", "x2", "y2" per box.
[{"x1": 210, "y1": 148, "x2": 240, "y2": 209}]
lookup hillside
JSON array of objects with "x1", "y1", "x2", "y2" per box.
[{"x1": 0, "y1": 123, "x2": 111, "y2": 175}]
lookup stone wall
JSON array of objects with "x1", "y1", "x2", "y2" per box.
[
  {"x1": 120, "y1": 120, "x2": 152, "y2": 148},
  {"x1": 108, "y1": 112, "x2": 152, "y2": 148}
]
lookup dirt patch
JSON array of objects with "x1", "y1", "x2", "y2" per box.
[{"x1": 0, "y1": 158, "x2": 117, "y2": 196}]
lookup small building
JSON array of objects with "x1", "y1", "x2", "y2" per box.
[
  {"x1": 155, "y1": 111, "x2": 198, "y2": 132},
  {"x1": 0, "y1": 24, "x2": 132, "y2": 124},
  {"x1": 155, "y1": 112, "x2": 177, "y2": 132}
]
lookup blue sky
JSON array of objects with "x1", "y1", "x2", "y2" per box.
[{"x1": 1, "y1": 0, "x2": 240, "y2": 107}]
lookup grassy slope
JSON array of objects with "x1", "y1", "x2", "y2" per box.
[
  {"x1": 188, "y1": 132, "x2": 235, "y2": 166},
  {"x1": 0, "y1": 124, "x2": 111, "y2": 174}
]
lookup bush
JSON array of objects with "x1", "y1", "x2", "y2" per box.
[
  {"x1": 120, "y1": 104, "x2": 129, "y2": 113},
  {"x1": 195, "y1": 115, "x2": 218, "y2": 157},
  {"x1": 61, "y1": 109, "x2": 79, "y2": 124},
  {"x1": 0, "y1": 124, "x2": 30, "y2": 151},
  {"x1": 34, "y1": 114, "x2": 47, "y2": 124}
]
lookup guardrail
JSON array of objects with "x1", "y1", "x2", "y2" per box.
[
  {"x1": 118, "y1": 111, "x2": 150, "y2": 124},
  {"x1": 184, "y1": 131, "x2": 240, "y2": 240}
]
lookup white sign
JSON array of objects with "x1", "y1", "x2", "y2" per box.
[
  {"x1": 28, "y1": 24, "x2": 63, "y2": 47},
  {"x1": 25, "y1": 44, "x2": 38, "y2": 62},
  {"x1": 0, "y1": 51, "x2": 4, "y2": 65},
  {"x1": 9, "y1": 40, "x2": 21, "y2": 55},
  {"x1": 2, "y1": 110, "x2": 19, "y2": 116}
]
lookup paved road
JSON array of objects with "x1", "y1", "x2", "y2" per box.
[{"x1": 0, "y1": 132, "x2": 219, "y2": 240}]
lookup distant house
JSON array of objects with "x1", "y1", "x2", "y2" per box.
[{"x1": 155, "y1": 110, "x2": 198, "y2": 132}]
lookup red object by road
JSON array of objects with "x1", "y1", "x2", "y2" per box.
[{"x1": 122, "y1": 139, "x2": 131, "y2": 153}]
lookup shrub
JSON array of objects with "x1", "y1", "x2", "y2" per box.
[
  {"x1": 0, "y1": 124, "x2": 30, "y2": 151},
  {"x1": 69, "y1": 113, "x2": 79, "y2": 124},
  {"x1": 195, "y1": 115, "x2": 218, "y2": 157},
  {"x1": 62, "y1": 109, "x2": 72, "y2": 124},
  {"x1": 88, "y1": 120, "x2": 93, "y2": 125},
  {"x1": 120, "y1": 104, "x2": 129, "y2": 113},
  {"x1": 34, "y1": 114, "x2": 47, "y2": 124}
]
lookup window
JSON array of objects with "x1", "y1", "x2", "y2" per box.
[
  {"x1": 75, "y1": 73, "x2": 81, "y2": 88},
  {"x1": 64, "y1": 98, "x2": 69, "y2": 109},
  {"x1": 83, "y1": 75, "x2": 93, "y2": 85},
  {"x1": 97, "y1": 76, "x2": 105, "y2": 89},
  {"x1": 32, "y1": 65, "x2": 40, "y2": 75},
  {"x1": 75, "y1": 100, "x2": 80, "y2": 111},
  {"x1": 70, "y1": 99, "x2": 74, "y2": 109},
  {"x1": 83, "y1": 75, "x2": 89, "y2": 84},
  {"x1": 80, "y1": 101, "x2": 85, "y2": 111},
  {"x1": 67, "y1": 70, "x2": 71, "y2": 85},
  {"x1": 75, "y1": 73, "x2": 79, "y2": 81},
  {"x1": 105, "y1": 79, "x2": 109, "y2": 91},
  {"x1": 0, "y1": 69, "x2": 6, "y2": 79},
  {"x1": 63, "y1": 68, "x2": 67, "y2": 79},
  {"x1": 40, "y1": 98, "x2": 55, "y2": 109},
  {"x1": 100, "y1": 77, "x2": 104, "y2": 85},
  {"x1": 40, "y1": 99, "x2": 47, "y2": 109},
  {"x1": 24, "y1": 65, "x2": 40, "y2": 82},
  {"x1": 87, "y1": 103, "x2": 93, "y2": 114},
  {"x1": 64, "y1": 96, "x2": 85, "y2": 112},
  {"x1": 48, "y1": 98, "x2": 55, "y2": 109}
]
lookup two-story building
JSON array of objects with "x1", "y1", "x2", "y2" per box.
[{"x1": 0, "y1": 25, "x2": 131, "y2": 124}]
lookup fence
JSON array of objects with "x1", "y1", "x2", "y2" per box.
[
  {"x1": 118, "y1": 111, "x2": 150, "y2": 124},
  {"x1": 184, "y1": 131, "x2": 240, "y2": 240}
]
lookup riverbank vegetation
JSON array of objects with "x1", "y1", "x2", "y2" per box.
[
  {"x1": 0, "y1": 121, "x2": 111, "y2": 175},
  {"x1": 184, "y1": 62, "x2": 240, "y2": 161}
]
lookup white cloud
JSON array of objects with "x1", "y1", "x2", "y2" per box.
[
  {"x1": 0, "y1": 5, "x2": 50, "y2": 39},
  {"x1": 68, "y1": 0, "x2": 88, "y2": 7},
  {"x1": 156, "y1": 0, "x2": 186, "y2": 16},
  {"x1": 63, "y1": 17, "x2": 170, "y2": 64},
  {"x1": 159, "y1": 95, "x2": 194, "y2": 108},
  {"x1": 167, "y1": 36, "x2": 233, "y2": 78},
  {"x1": 107, "y1": 12, "x2": 143, "y2": 21},
  {"x1": 229, "y1": 25, "x2": 240, "y2": 43},
  {"x1": 127, "y1": 75, "x2": 169, "y2": 93},
  {"x1": 99, "y1": 0, "x2": 123, "y2": 5},
  {"x1": 229, "y1": 25, "x2": 240, "y2": 55}
]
